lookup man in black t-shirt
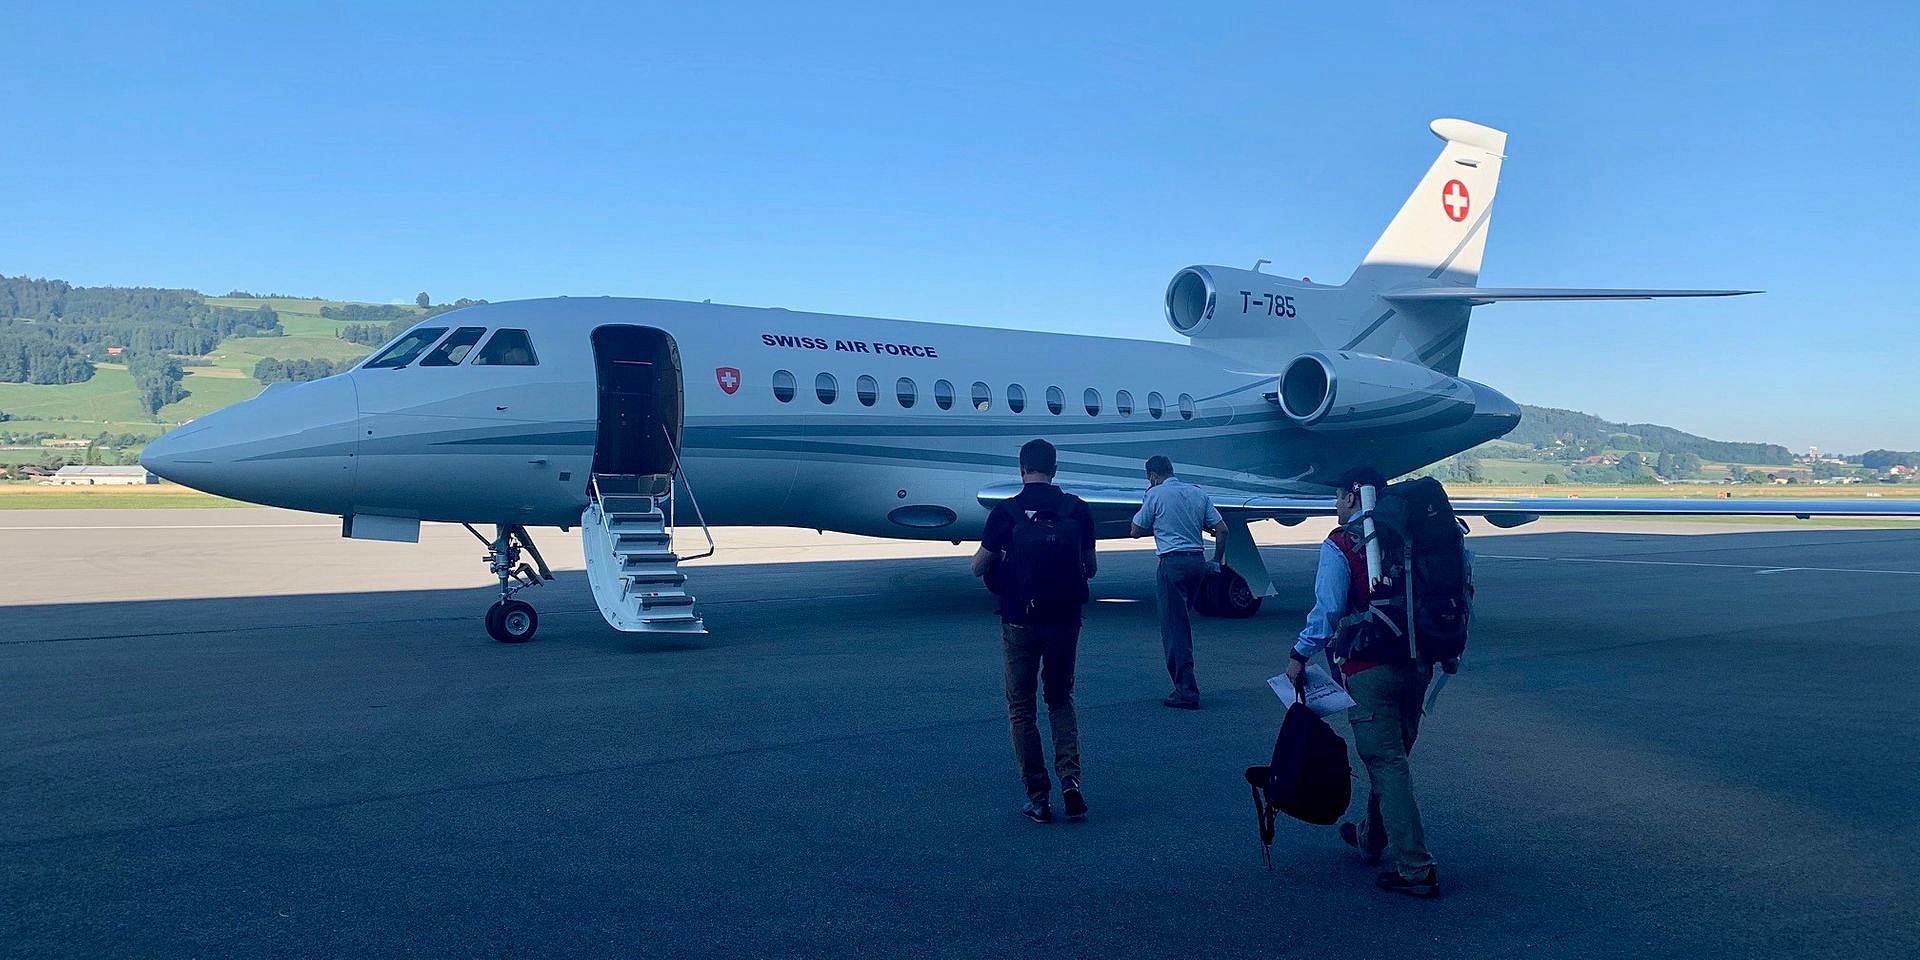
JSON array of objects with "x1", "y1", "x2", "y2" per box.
[{"x1": 971, "y1": 439, "x2": 1098, "y2": 823}]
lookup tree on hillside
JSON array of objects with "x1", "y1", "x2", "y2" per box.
[
  {"x1": 254, "y1": 357, "x2": 339, "y2": 383},
  {"x1": 416, "y1": 292, "x2": 431, "y2": 308},
  {"x1": 127, "y1": 351, "x2": 187, "y2": 414}
]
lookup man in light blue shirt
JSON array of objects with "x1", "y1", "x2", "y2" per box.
[{"x1": 1130, "y1": 455, "x2": 1225, "y2": 708}]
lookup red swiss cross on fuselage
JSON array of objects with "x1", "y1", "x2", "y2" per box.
[
  {"x1": 715, "y1": 367, "x2": 740, "y2": 395},
  {"x1": 1441, "y1": 179, "x2": 1471, "y2": 222}
]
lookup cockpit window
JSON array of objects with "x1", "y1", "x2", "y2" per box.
[
  {"x1": 471, "y1": 328, "x2": 539, "y2": 366},
  {"x1": 362, "y1": 327, "x2": 449, "y2": 369},
  {"x1": 419, "y1": 326, "x2": 488, "y2": 366}
]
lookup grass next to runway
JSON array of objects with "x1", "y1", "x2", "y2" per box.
[{"x1": 0, "y1": 483, "x2": 253, "y2": 509}]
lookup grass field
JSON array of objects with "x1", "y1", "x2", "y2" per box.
[
  {"x1": 0, "y1": 365, "x2": 155, "y2": 425},
  {"x1": 0, "y1": 484, "x2": 250, "y2": 509},
  {"x1": 0, "y1": 297, "x2": 392, "y2": 441},
  {"x1": 201, "y1": 335, "x2": 371, "y2": 374}
]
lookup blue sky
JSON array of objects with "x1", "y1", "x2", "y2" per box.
[{"x1": 4, "y1": 1, "x2": 1915, "y2": 451}]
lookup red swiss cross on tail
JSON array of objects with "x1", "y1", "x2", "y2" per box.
[
  {"x1": 715, "y1": 367, "x2": 740, "y2": 395},
  {"x1": 1441, "y1": 179, "x2": 1471, "y2": 222}
]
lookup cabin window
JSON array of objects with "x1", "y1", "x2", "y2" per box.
[
  {"x1": 1084, "y1": 388, "x2": 1102, "y2": 416},
  {"x1": 1147, "y1": 391, "x2": 1165, "y2": 419},
  {"x1": 971, "y1": 381, "x2": 992, "y2": 412},
  {"x1": 420, "y1": 326, "x2": 487, "y2": 366},
  {"x1": 816, "y1": 372, "x2": 839, "y2": 404},
  {"x1": 1178, "y1": 392, "x2": 1196, "y2": 420},
  {"x1": 934, "y1": 379, "x2": 955, "y2": 410},
  {"x1": 896, "y1": 377, "x2": 917, "y2": 408},
  {"x1": 362, "y1": 327, "x2": 448, "y2": 369},
  {"x1": 856, "y1": 374, "x2": 878, "y2": 407},
  {"x1": 772, "y1": 370, "x2": 796, "y2": 403},
  {"x1": 1116, "y1": 389, "x2": 1135, "y2": 418},
  {"x1": 1046, "y1": 386, "x2": 1064, "y2": 415},
  {"x1": 470, "y1": 328, "x2": 539, "y2": 366},
  {"x1": 1007, "y1": 383, "x2": 1026, "y2": 413}
]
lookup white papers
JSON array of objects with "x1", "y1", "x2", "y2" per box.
[{"x1": 1268, "y1": 665, "x2": 1357, "y2": 717}]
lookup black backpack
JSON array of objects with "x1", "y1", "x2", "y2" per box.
[
  {"x1": 1355, "y1": 476, "x2": 1473, "y2": 665},
  {"x1": 1000, "y1": 498, "x2": 1090, "y2": 623},
  {"x1": 1244, "y1": 702, "x2": 1352, "y2": 865}
]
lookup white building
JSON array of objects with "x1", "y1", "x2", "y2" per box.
[{"x1": 45, "y1": 465, "x2": 157, "y2": 486}]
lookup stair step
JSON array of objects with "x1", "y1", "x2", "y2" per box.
[
  {"x1": 623, "y1": 570, "x2": 688, "y2": 586},
  {"x1": 599, "y1": 494, "x2": 658, "y2": 515},
  {"x1": 638, "y1": 593, "x2": 696, "y2": 609},
  {"x1": 621, "y1": 563, "x2": 685, "y2": 581},
  {"x1": 607, "y1": 518, "x2": 666, "y2": 533},
  {"x1": 637, "y1": 617, "x2": 707, "y2": 634},
  {"x1": 637, "y1": 610, "x2": 706, "y2": 625},
  {"x1": 614, "y1": 530, "x2": 672, "y2": 544}
]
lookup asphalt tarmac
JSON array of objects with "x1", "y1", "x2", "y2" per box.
[{"x1": 4, "y1": 511, "x2": 1918, "y2": 959}]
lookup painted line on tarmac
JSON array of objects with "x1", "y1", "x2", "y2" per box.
[{"x1": 1477, "y1": 554, "x2": 1920, "y2": 576}]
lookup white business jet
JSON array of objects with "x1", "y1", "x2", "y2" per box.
[{"x1": 140, "y1": 119, "x2": 1918, "y2": 642}]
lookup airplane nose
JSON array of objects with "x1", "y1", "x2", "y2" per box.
[{"x1": 141, "y1": 375, "x2": 360, "y2": 514}]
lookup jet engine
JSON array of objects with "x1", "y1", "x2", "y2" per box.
[
  {"x1": 1164, "y1": 265, "x2": 1314, "y2": 340},
  {"x1": 1275, "y1": 351, "x2": 1477, "y2": 433}
]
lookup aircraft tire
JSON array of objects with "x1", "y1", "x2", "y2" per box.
[
  {"x1": 1210, "y1": 569, "x2": 1263, "y2": 619},
  {"x1": 488, "y1": 599, "x2": 539, "y2": 643},
  {"x1": 1192, "y1": 571, "x2": 1221, "y2": 617}
]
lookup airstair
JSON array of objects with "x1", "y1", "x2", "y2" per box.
[{"x1": 581, "y1": 438, "x2": 713, "y2": 635}]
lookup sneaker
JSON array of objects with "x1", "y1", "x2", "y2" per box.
[
  {"x1": 1339, "y1": 822, "x2": 1383, "y2": 865},
  {"x1": 1375, "y1": 867, "x2": 1439, "y2": 898},
  {"x1": 1162, "y1": 694, "x2": 1200, "y2": 710},
  {"x1": 1021, "y1": 801, "x2": 1053, "y2": 824},
  {"x1": 1061, "y1": 780, "x2": 1088, "y2": 820}
]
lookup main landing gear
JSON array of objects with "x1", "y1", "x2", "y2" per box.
[
  {"x1": 1193, "y1": 565, "x2": 1263, "y2": 619},
  {"x1": 464, "y1": 523, "x2": 555, "y2": 643}
]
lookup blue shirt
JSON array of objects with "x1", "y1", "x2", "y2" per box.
[
  {"x1": 1294, "y1": 540, "x2": 1352, "y2": 659},
  {"x1": 1130, "y1": 477, "x2": 1224, "y2": 555}
]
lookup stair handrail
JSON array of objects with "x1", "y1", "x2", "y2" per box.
[{"x1": 660, "y1": 426, "x2": 716, "y2": 561}]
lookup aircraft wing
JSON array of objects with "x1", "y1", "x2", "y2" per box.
[
  {"x1": 1384, "y1": 287, "x2": 1759, "y2": 305},
  {"x1": 977, "y1": 483, "x2": 1920, "y2": 532}
]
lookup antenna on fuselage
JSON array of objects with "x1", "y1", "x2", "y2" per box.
[{"x1": 1251, "y1": 259, "x2": 1270, "y2": 273}]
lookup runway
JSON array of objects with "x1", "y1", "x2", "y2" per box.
[{"x1": 4, "y1": 511, "x2": 1918, "y2": 958}]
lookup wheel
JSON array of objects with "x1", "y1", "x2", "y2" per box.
[
  {"x1": 1209, "y1": 568, "x2": 1264, "y2": 619},
  {"x1": 1191, "y1": 570, "x2": 1221, "y2": 617},
  {"x1": 487, "y1": 599, "x2": 539, "y2": 643}
]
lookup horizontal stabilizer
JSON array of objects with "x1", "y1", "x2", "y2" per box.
[{"x1": 1385, "y1": 287, "x2": 1759, "y2": 305}]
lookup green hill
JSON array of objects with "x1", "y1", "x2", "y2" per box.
[
  {"x1": 1508, "y1": 405, "x2": 1795, "y2": 464},
  {"x1": 0, "y1": 276, "x2": 465, "y2": 460}
]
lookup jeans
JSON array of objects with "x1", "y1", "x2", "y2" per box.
[
  {"x1": 1155, "y1": 552, "x2": 1208, "y2": 703},
  {"x1": 1345, "y1": 662, "x2": 1437, "y2": 878},
  {"x1": 1002, "y1": 621, "x2": 1081, "y2": 804}
]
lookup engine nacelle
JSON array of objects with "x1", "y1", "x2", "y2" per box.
[
  {"x1": 1276, "y1": 351, "x2": 1477, "y2": 433},
  {"x1": 1165, "y1": 265, "x2": 1316, "y2": 340}
]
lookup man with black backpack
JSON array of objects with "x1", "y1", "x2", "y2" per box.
[
  {"x1": 1284, "y1": 467, "x2": 1470, "y2": 898},
  {"x1": 972, "y1": 439, "x2": 1098, "y2": 824}
]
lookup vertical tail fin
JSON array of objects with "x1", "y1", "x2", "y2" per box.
[
  {"x1": 1349, "y1": 119, "x2": 1507, "y2": 290},
  {"x1": 1338, "y1": 119, "x2": 1507, "y2": 376}
]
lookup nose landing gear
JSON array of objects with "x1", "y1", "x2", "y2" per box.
[{"x1": 464, "y1": 523, "x2": 555, "y2": 643}]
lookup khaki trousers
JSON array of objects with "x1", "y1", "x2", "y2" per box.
[{"x1": 1345, "y1": 662, "x2": 1436, "y2": 878}]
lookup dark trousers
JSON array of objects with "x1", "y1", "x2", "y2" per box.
[
  {"x1": 1155, "y1": 552, "x2": 1207, "y2": 703},
  {"x1": 1002, "y1": 621, "x2": 1081, "y2": 804}
]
